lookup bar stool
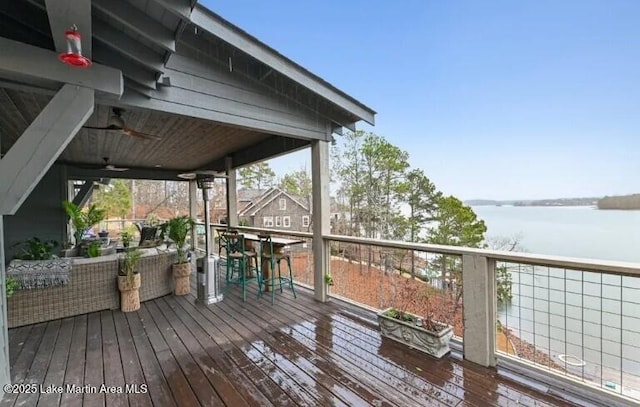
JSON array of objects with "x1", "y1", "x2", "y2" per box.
[
  {"x1": 216, "y1": 228, "x2": 238, "y2": 256},
  {"x1": 258, "y1": 234, "x2": 297, "y2": 304},
  {"x1": 224, "y1": 233, "x2": 260, "y2": 301}
]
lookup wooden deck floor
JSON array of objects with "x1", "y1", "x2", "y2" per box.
[{"x1": 2, "y1": 283, "x2": 576, "y2": 407}]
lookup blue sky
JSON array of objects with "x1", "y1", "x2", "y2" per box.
[{"x1": 203, "y1": 0, "x2": 640, "y2": 200}]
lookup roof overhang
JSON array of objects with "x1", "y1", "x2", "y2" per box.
[{"x1": 0, "y1": 0, "x2": 376, "y2": 180}]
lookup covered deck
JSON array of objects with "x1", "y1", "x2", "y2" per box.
[{"x1": 4, "y1": 283, "x2": 571, "y2": 407}]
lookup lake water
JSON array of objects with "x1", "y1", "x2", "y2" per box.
[
  {"x1": 472, "y1": 205, "x2": 640, "y2": 263},
  {"x1": 471, "y1": 205, "x2": 640, "y2": 395}
]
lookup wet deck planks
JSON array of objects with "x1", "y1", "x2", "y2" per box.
[{"x1": 4, "y1": 283, "x2": 576, "y2": 407}]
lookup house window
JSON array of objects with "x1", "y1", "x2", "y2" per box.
[
  {"x1": 279, "y1": 198, "x2": 286, "y2": 210},
  {"x1": 302, "y1": 215, "x2": 310, "y2": 227},
  {"x1": 283, "y1": 216, "x2": 291, "y2": 228},
  {"x1": 275, "y1": 216, "x2": 282, "y2": 227},
  {"x1": 263, "y1": 216, "x2": 274, "y2": 227}
]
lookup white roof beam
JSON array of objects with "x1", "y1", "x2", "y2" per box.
[
  {"x1": 44, "y1": 0, "x2": 92, "y2": 58},
  {"x1": 0, "y1": 37, "x2": 123, "y2": 98},
  {"x1": 93, "y1": 0, "x2": 176, "y2": 53},
  {"x1": 0, "y1": 84, "x2": 94, "y2": 215}
]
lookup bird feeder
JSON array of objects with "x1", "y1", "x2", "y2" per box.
[{"x1": 58, "y1": 26, "x2": 91, "y2": 68}]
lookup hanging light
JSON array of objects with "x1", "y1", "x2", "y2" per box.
[{"x1": 58, "y1": 25, "x2": 92, "y2": 68}]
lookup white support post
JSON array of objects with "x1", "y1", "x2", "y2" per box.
[
  {"x1": 0, "y1": 217, "x2": 8, "y2": 391},
  {"x1": 189, "y1": 179, "x2": 198, "y2": 251},
  {"x1": 225, "y1": 157, "x2": 238, "y2": 228},
  {"x1": 462, "y1": 254, "x2": 497, "y2": 367},
  {"x1": 0, "y1": 84, "x2": 94, "y2": 215},
  {"x1": 0, "y1": 132, "x2": 8, "y2": 389},
  {"x1": 311, "y1": 140, "x2": 330, "y2": 302}
]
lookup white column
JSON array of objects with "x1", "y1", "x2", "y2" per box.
[
  {"x1": 462, "y1": 254, "x2": 497, "y2": 367},
  {"x1": 225, "y1": 157, "x2": 238, "y2": 228},
  {"x1": 189, "y1": 180, "x2": 198, "y2": 251},
  {"x1": 0, "y1": 132, "x2": 8, "y2": 388},
  {"x1": 311, "y1": 140, "x2": 331, "y2": 302}
]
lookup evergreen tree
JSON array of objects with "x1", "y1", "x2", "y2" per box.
[{"x1": 238, "y1": 162, "x2": 276, "y2": 190}]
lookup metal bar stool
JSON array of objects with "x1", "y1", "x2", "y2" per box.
[
  {"x1": 216, "y1": 228, "x2": 238, "y2": 256},
  {"x1": 258, "y1": 233, "x2": 297, "y2": 304},
  {"x1": 224, "y1": 233, "x2": 260, "y2": 301}
]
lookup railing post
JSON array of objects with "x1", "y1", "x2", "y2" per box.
[
  {"x1": 462, "y1": 254, "x2": 497, "y2": 367},
  {"x1": 188, "y1": 179, "x2": 198, "y2": 251},
  {"x1": 0, "y1": 216, "x2": 10, "y2": 390},
  {"x1": 311, "y1": 140, "x2": 330, "y2": 302},
  {"x1": 225, "y1": 157, "x2": 238, "y2": 228}
]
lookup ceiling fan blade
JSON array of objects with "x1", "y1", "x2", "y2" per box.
[
  {"x1": 83, "y1": 125, "x2": 122, "y2": 131},
  {"x1": 105, "y1": 165, "x2": 129, "y2": 172},
  {"x1": 123, "y1": 127, "x2": 161, "y2": 141}
]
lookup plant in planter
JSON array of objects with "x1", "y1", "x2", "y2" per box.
[
  {"x1": 62, "y1": 201, "x2": 106, "y2": 246},
  {"x1": 377, "y1": 277, "x2": 453, "y2": 358},
  {"x1": 6, "y1": 278, "x2": 19, "y2": 298},
  {"x1": 12, "y1": 237, "x2": 58, "y2": 260},
  {"x1": 120, "y1": 228, "x2": 135, "y2": 248},
  {"x1": 9, "y1": 238, "x2": 70, "y2": 288},
  {"x1": 161, "y1": 216, "x2": 195, "y2": 295},
  {"x1": 86, "y1": 242, "x2": 102, "y2": 258},
  {"x1": 118, "y1": 248, "x2": 142, "y2": 312}
]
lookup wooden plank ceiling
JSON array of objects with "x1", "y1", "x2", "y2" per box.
[{"x1": 0, "y1": 88, "x2": 269, "y2": 171}]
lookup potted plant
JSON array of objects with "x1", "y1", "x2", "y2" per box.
[
  {"x1": 62, "y1": 201, "x2": 106, "y2": 246},
  {"x1": 86, "y1": 242, "x2": 102, "y2": 258},
  {"x1": 118, "y1": 248, "x2": 142, "y2": 312},
  {"x1": 9, "y1": 237, "x2": 71, "y2": 288},
  {"x1": 377, "y1": 277, "x2": 453, "y2": 358},
  {"x1": 161, "y1": 216, "x2": 195, "y2": 295},
  {"x1": 5, "y1": 278, "x2": 19, "y2": 298},
  {"x1": 12, "y1": 237, "x2": 58, "y2": 260},
  {"x1": 120, "y1": 228, "x2": 134, "y2": 248}
]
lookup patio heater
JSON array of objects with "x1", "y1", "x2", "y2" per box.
[{"x1": 195, "y1": 172, "x2": 224, "y2": 304}]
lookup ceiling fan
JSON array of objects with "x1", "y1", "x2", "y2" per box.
[
  {"x1": 96, "y1": 157, "x2": 129, "y2": 172},
  {"x1": 82, "y1": 108, "x2": 161, "y2": 140},
  {"x1": 177, "y1": 170, "x2": 228, "y2": 180}
]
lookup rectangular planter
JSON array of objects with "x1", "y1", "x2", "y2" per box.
[{"x1": 377, "y1": 307, "x2": 454, "y2": 358}]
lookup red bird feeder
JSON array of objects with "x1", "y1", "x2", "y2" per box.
[{"x1": 58, "y1": 26, "x2": 91, "y2": 68}]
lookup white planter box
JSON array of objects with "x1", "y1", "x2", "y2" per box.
[{"x1": 377, "y1": 307, "x2": 454, "y2": 358}]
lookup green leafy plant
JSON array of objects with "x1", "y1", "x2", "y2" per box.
[
  {"x1": 12, "y1": 238, "x2": 58, "y2": 260},
  {"x1": 324, "y1": 273, "x2": 334, "y2": 286},
  {"x1": 120, "y1": 248, "x2": 142, "y2": 283},
  {"x1": 62, "y1": 201, "x2": 106, "y2": 245},
  {"x1": 160, "y1": 216, "x2": 195, "y2": 264},
  {"x1": 86, "y1": 242, "x2": 101, "y2": 258},
  {"x1": 6, "y1": 278, "x2": 19, "y2": 297},
  {"x1": 120, "y1": 226, "x2": 136, "y2": 248}
]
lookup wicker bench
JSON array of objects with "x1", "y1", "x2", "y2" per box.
[{"x1": 7, "y1": 250, "x2": 176, "y2": 328}]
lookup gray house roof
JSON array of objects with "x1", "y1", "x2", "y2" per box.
[{"x1": 238, "y1": 187, "x2": 309, "y2": 217}]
